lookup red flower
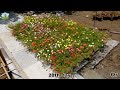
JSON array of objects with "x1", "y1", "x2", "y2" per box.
[
  {"x1": 51, "y1": 55, "x2": 57, "y2": 61},
  {"x1": 58, "y1": 50, "x2": 63, "y2": 53},
  {"x1": 31, "y1": 42, "x2": 36, "y2": 47}
]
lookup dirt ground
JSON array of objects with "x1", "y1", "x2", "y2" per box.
[{"x1": 62, "y1": 11, "x2": 120, "y2": 79}]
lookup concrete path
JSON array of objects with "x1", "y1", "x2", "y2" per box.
[{"x1": 0, "y1": 14, "x2": 84, "y2": 79}]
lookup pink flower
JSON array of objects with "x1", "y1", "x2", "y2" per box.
[
  {"x1": 39, "y1": 27, "x2": 43, "y2": 31},
  {"x1": 76, "y1": 48, "x2": 81, "y2": 52},
  {"x1": 22, "y1": 24, "x2": 28, "y2": 29},
  {"x1": 83, "y1": 44, "x2": 87, "y2": 46}
]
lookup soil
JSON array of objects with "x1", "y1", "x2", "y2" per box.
[{"x1": 62, "y1": 11, "x2": 120, "y2": 79}]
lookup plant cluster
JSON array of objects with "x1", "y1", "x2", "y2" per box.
[{"x1": 9, "y1": 14, "x2": 109, "y2": 75}]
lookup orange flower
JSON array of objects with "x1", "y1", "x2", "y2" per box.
[
  {"x1": 80, "y1": 46, "x2": 84, "y2": 49},
  {"x1": 31, "y1": 42, "x2": 36, "y2": 47}
]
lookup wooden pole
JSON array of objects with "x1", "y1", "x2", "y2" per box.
[{"x1": 93, "y1": 11, "x2": 97, "y2": 28}]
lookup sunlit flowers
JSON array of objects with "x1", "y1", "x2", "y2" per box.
[{"x1": 9, "y1": 13, "x2": 110, "y2": 76}]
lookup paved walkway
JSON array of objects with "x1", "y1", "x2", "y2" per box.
[{"x1": 0, "y1": 14, "x2": 84, "y2": 79}]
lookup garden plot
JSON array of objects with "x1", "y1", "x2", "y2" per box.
[
  {"x1": 0, "y1": 12, "x2": 118, "y2": 78},
  {"x1": 8, "y1": 13, "x2": 113, "y2": 78}
]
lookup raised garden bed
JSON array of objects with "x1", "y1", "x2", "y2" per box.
[
  {"x1": 8, "y1": 13, "x2": 110, "y2": 76},
  {"x1": 93, "y1": 11, "x2": 120, "y2": 21}
]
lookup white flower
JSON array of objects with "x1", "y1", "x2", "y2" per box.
[
  {"x1": 92, "y1": 42, "x2": 94, "y2": 45},
  {"x1": 1, "y1": 12, "x2": 9, "y2": 20},
  {"x1": 34, "y1": 37, "x2": 37, "y2": 39},
  {"x1": 86, "y1": 37, "x2": 88, "y2": 39},
  {"x1": 77, "y1": 43, "x2": 79, "y2": 45},
  {"x1": 58, "y1": 44, "x2": 60, "y2": 47},
  {"x1": 32, "y1": 14, "x2": 37, "y2": 17},
  {"x1": 54, "y1": 45, "x2": 57, "y2": 48},
  {"x1": 89, "y1": 45, "x2": 94, "y2": 47}
]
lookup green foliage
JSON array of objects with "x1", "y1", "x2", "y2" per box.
[{"x1": 9, "y1": 14, "x2": 110, "y2": 75}]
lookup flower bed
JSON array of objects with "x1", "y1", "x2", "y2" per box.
[{"x1": 8, "y1": 13, "x2": 110, "y2": 75}]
